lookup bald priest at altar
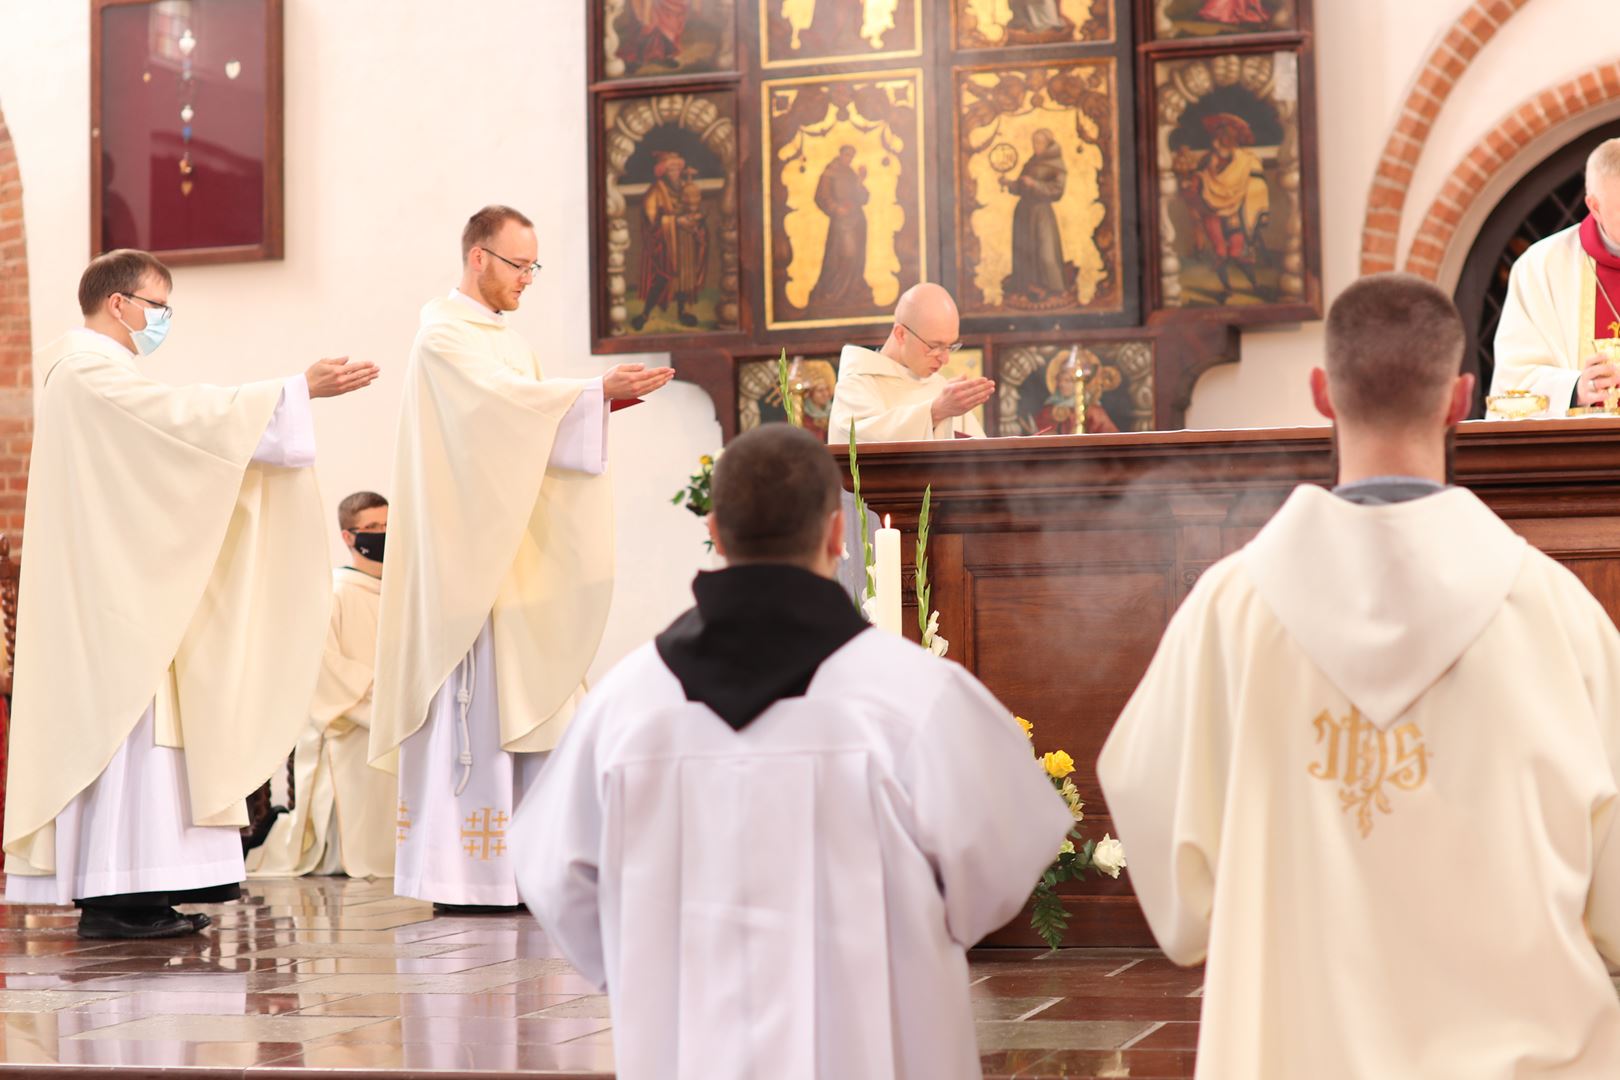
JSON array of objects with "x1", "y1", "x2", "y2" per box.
[
  {"x1": 828, "y1": 283, "x2": 994, "y2": 444},
  {"x1": 1492, "y1": 138, "x2": 1620, "y2": 411}
]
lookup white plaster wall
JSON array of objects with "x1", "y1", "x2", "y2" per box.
[{"x1": 0, "y1": 0, "x2": 717, "y2": 678}]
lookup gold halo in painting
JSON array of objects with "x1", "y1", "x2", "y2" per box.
[
  {"x1": 987, "y1": 142, "x2": 1020, "y2": 173},
  {"x1": 1045, "y1": 346, "x2": 1102, "y2": 394}
]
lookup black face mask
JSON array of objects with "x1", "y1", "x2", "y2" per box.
[{"x1": 351, "y1": 531, "x2": 385, "y2": 563}]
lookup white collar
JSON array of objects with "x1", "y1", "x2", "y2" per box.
[
  {"x1": 81, "y1": 327, "x2": 136, "y2": 357},
  {"x1": 450, "y1": 288, "x2": 502, "y2": 319}
]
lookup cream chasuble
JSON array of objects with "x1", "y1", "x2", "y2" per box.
[
  {"x1": 1492, "y1": 222, "x2": 1599, "y2": 408},
  {"x1": 1099, "y1": 485, "x2": 1620, "y2": 1079},
  {"x1": 827, "y1": 345, "x2": 986, "y2": 444},
  {"x1": 4, "y1": 330, "x2": 329, "y2": 899},
  {"x1": 249, "y1": 568, "x2": 395, "y2": 880},
  {"x1": 513, "y1": 628, "x2": 1071, "y2": 1080},
  {"x1": 371, "y1": 293, "x2": 614, "y2": 905}
]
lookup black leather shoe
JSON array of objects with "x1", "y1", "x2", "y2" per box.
[
  {"x1": 77, "y1": 906, "x2": 204, "y2": 940},
  {"x1": 183, "y1": 912, "x2": 212, "y2": 932},
  {"x1": 431, "y1": 902, "x2": 525, "y2": 915}
]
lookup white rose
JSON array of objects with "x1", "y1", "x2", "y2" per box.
[{"x1": 1092, "y1": 834, "x2": 1126, "y2": 879}]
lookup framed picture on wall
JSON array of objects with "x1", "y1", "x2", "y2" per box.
[
  {"x1": 596, "y1": 0, "x2": 738, "y2": 82},
  {"x1": 1150, "y1": 0, "x2": 1296, "y2": 40},
  {"x1": 91, "y1": 0, "x2": 284, "y2": 265},
  {"x1": 1148, "y1": 48, "x2": 1315, "y2": 316}
]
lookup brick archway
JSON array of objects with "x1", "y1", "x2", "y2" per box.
[
  {"x1": 0, "y1": 104, "x2": 28, "y2": 539},
  {"x1": 1402, "y1": 62, "x2": 1620, "y2": 283},
  {"x1": 1359, "y1": 0, "x2": 1534, "y2": 275}
]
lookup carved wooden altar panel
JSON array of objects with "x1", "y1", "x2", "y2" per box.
[{"x1": 585, "y1": 0, "x2": 1321, "y2": 433}]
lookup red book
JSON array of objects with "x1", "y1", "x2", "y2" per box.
[{"x1": 610, "y1": 398, "x2": 643, "y2": 413}]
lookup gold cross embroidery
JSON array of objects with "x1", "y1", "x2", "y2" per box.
[
  {"x1": 1307, "y1": 707, "x2": 1430, "y2": 837},
  {"x1": 460, "y1": 808, "x2": 509, "y2": 861},
  {"x1": 395, "y1": 800, "x2": 412, "y2": 845}
]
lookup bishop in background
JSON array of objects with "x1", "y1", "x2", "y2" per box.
[{"x1": 1492, "y1": 137, "x2": 1620, "y2": 411}]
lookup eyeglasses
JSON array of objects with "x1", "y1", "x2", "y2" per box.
[
  {"x1": 899, "y1": 322, "x2": 963, "y2": 356},
  {"x1": 118, "y1": 292, "x2": 173, "y2": 319},
  {"x1": 480, "y1": 248, "x2": 542, "y2": 277}
]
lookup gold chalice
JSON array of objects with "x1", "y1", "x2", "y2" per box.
[{"x1": 1484, "y1": 389, "x2": 1548, "y2": 420}]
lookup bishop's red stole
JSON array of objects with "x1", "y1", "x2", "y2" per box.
[{"x1": 1579, "y1": 214, "x2": 1620, "y2": 341}]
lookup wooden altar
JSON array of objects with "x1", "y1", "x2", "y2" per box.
[{"x1": 840, "y1": 417, "x2": 1620, "y2": 946}]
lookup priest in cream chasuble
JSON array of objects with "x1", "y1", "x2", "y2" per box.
[
  {"x1": 1492, "y1": 138, "x2": 1620, "y2": 411},
  {"x1": 369, "y1": 206, "x2": 672, "y2": 910},
  {"x1": 3, "y1": 249, "x2": 377, "y2": 939},
  {"x1": 1102, "y1": 275, "x2": 1620, "y2": 1079},
  {"x1": 828, "y1": 283, "x2": 993, "y2": 444}
]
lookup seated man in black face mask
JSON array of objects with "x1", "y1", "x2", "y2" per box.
[
  {"x1": 248, "y1": 492, "x2": 398, "y2": 879},
  {"x1": 512, "y1": 423, "x2": 1071, "y2": 1079}
]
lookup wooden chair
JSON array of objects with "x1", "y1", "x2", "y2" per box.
[
  {"x1": 0, "y1": 534, "x2": 17, "y2": 700},
  {"x1": 0, "y1": 534, "x2": 18, "y2": 841}
]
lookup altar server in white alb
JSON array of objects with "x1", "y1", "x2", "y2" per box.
[
  {"x1": 1101, "y1": 273, "x2": 1620, "y2": 1079},
  {"x1": 4, "y1": 249, "x2": 378, "y2": 939},
  {"x1": 514, "y1": 424, "x2": 1071, "y2": 1080},
  {"x1": 249, "y1": 491, "x2": 397, "y2": 880},
  {"x1": 370, "y1": 205, "x2": 674, "y2": 912},
  {"x1": 1493, "y1": 137, "x2": 1620, "y2": 410},
  {"x1": 828, "y1": 282, "x2": 993, "y2": 444}
]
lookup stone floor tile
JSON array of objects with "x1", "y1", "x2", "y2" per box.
[{"x1": 974, "y1": 1019, "x2": 1154, "y2": 1052}]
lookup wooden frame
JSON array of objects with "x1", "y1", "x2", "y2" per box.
[
  {"x1": 585, "y1": 0, "x2": 1319, "y2": 431},
  {"x1": 90, "y1": 0, "x2": 284, "y2": 266},
  {"x1": 1134, "y1": 0, "x2": 1321, "y2": 324}
]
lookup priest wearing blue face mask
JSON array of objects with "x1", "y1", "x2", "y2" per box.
[{"x1": 4, "y1": 249, "x2": 380, "y2": 940}]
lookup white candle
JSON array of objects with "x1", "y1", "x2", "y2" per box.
[{"x1": 874, "y1": 515, "x2": 902, "y2": 636}]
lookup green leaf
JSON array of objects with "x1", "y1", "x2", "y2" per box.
[{"x1": 1029, "y1": 886, "x2": 1071, "y2": 951}]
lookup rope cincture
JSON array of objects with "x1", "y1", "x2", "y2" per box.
[{"x1": 454, "y1": 648, "x2": 476, "y2": 798}]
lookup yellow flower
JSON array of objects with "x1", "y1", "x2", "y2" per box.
[
  {"x1": 1015, "y1": 715, "x2": 1034, "y2": 739},
  {"x1": 1042, "y1": 750, "x2": 1075, "y2": 779},
  {"x1": 699, "y1": 455, "x2": 713, "y2": 467}
]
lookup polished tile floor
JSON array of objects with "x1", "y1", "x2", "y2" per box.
[{"x1": 0, "y1": 875, "x2": 1204, "y2": 1077}]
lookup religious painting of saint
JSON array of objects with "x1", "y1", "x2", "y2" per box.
[
  {"x1": 994, "y1": 341, "x2": 1154, "y2": 435},
  {"x1": 600, "y1": 92, "x2": 740, "y2": 340},
  {"x1": 954, "y1": 0, "x2": 1113, "y2": 49},
  {"x1": 1153, "y1": 52, "x2": 1305, "y2": 310},
  {"x1": 600, "y1": 0, "x2": 737, "y2": 80},
  {"x1": 1153, "y1": 0, "x2": 1294, "y2": 39},
  {"x1": 765, "y1": 71, "x2": 924, "y2": 330},
  {"x1": 762, "y1": 0, "x2": 921, "y2": 69},
  {"x1": 955, "y1": 63, "x2": 1123, "y2": 319},
  {"x1": 738, "y1": 355, "x2": 841, "y2": 439}
]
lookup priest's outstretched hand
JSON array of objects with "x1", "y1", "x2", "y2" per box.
[
  {"x1": 603, "y1": 363, "x2": 675, "y2": 401},
  {"x1": 305, "y1": 356, "x2": 381, "y2": 398},
  {"x1": 931, "y1": 375, "x2": 995, "y2": 423}
]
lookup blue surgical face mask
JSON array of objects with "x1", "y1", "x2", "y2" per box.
[{"x1": 117, "y1": 304, "x2": 171, "y2": 356}]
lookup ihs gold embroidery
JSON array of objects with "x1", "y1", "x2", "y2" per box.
[{"x1": 1307, "y1": 708, "x2": 1430, "y2": 837}]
